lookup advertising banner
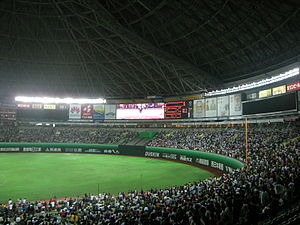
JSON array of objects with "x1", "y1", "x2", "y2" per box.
[
  {"x1": 229, "y1": 94, "x2": 242, "y2": 116},
  {"x1": 0, "y1": 143, "x2": 243, "y2": 172},
  {"x1": 217, "y1": 96, "x2": 229, "y2": 117},
  {"x1": 17, "y1": 104, "x2": 31, "y2": 108},
  {"x1": 287, "y1": 81, "x2": 300, "y2": 92},
  {"x1": 69, "y1": 104, "x2": 81, "y2": 119},
  {"x1": 205, "y1": 98, "x2": 217, "y2": 117},
  {"x1": 105, "y1": 105, "x2": 116, "y2": 119},
  {"x1": 247, "y1": 93, "x2": 257, "y2": 100},
  {"x1": 81, "y1": 104, "x2": 93, "y2": 120},
  {"x1": 43, "y1": 104, "x2": 56, "y2": 110},
  {"x1": 0, "y1": 103, "x2": 16, "y2": 108},
  {"x1": 32, "y1": 104, "x2": 43, "y2": 109},
  {"x1": 59, "y1": 104, "x2": 68, "y2": 110},
  {"x1": 272, "y1": 85, "x2": 286, "y2": 95},
  {"x1": 259, "y1": 89, "x2": 272, "y2": 98},
  {"x1": 193, "y1": 99, "x2": 206, "y2": 118},
  {"x1": 93, "y1": 104, "x2": 105, "y2": 120}
]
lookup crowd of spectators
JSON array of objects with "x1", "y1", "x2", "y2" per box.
[
  {"x1": 0, "y1": 126, "x2": 138, "y2": 145},
  {"x1": 0, "y1": 123, "x2": 299, "y2": 224},
  {"x1": 149, "y1": 128, "x2": 245, "y2": 161},
  {"x1": 148, "y1": 123, "x2": 299, "y2": 162}
]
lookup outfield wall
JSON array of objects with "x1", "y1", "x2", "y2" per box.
[{"x1": 0, "y1": 143, "x2": 244, "y2": 173}]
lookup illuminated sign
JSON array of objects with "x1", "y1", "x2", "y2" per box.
[
  {"x1": 247, "y1": 93, "x2": 257, "y2": 100},
  {"x1": 81, "y1": 104, "x2": 93, "y2": 120},
  {"x1": 116, "y1": 103, "x2": 164, "y2": 120},
  {"x1": 259, "y1": 89, "x2": 272, "y2": 98},
  {"x1": 287, "y1": 81, "x2": 300, "y2": 92},
  {"x1": 17, "y1": 104, "x2": 31, "y2": 108},
  {"x1": 164, "y1": 101, "x2": 193, "y2": 119},
  {"x1": 15, "y1": 96, "x2": 106, "y2": 104},
  {"x1": 43, "y1": 104, "x2": 56, "y2": 110},
  {"x1": 272, "y1": 85, "x2": 286, "y2": 95},
  {"x1": 59, "y1": 104, "x2": 68, "y2": 110},
  {"x1": 69, "y1": 104, "x2": 81, "y2": 119},
  {"x1": 32, "y1": 104, "x2": 43, "y2": 109}
]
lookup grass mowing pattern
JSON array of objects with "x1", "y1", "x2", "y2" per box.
[{"x1": 0, "y1": 153, "x2": 215, "y2": 202}]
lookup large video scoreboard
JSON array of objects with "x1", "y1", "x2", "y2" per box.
[
  {"x1": 17, "y1": 103, "x2": 69, "y2": 121},
  {"x1": 243, "y1": 92, "x2": 297, "y2": 115},
  {"x1": 164, "y1": 101, "x2": 193, "y2": 119},
  {"x1": 115, "y1": 101, "x2": 193, "y2": 120}
]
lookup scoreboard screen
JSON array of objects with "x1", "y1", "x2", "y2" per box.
[
  {"x1": 164, "y1": 101, "x2": 193, "y2": 119},
  {"x1": 116, "y1": 103, "x2": 164, "y2": 120},
  {"x1": 243, "y1": 92, "x2": 296, "y2": 115}
]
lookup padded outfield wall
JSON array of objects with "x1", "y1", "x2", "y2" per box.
[{"x1": 0, "y1": 143, "x2": 243, "y2": 173}]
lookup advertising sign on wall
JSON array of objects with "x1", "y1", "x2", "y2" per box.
[
  {"x1": 69, "y1": 104, "x2": 81, "y2": 119},
  {"x1": 17, "y1": 104, "x2": 31, "y2": 108},
  {"x1": 93, "y1": 105, "x2": 105, "y2": 120},
  {"x1": 32, "y1": 104, "x2": 43, "y2": 109},
  {"x1": 287, "y1": 81, "x2": 300, "y2": 92},
  {"x1": 205, "y1": 98, "x2": 217, "y2": 117},
  {"x1": 229, "y1": 94, "x2": 242, "y2": 116},
  {"x1": 193, "y1": 99, "x2": 206, "y2": 118},
  {"x1": 272, "y1": 85, "x2": 286, "y2": 95},
  {"x1": 217, "y1": 96, "x2": 229, "y2": 117},
  {"x1": 259, "y1": 89, "x2": 272, "y2": 98},
  {"x1": 105, "y1": 104, "x2": 116, "y2": 119},
  {"x1": 43, "y1": 104, "x2": 56, "y2": 110},
  {"x1": 81, "y1": 104, "x2": 93, "y2": 120},
  {"x1": 59, "y1": 104, "x2": 68, "y2": 110},
  {"x1": 247, "y1": 93, "x2": 257, "y2": 100}
]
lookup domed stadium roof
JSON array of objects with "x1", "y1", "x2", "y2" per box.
[{"x1": 0, "y1": 0, "x2": 299, "y2": 98}]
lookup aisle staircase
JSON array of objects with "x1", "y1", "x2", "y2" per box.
[
  {"x1": 126, "y1": 131, "x2": 157, "y2": 146},
  {"x1": 264, "y1": 201, "x2": 300, "y2": 225}
]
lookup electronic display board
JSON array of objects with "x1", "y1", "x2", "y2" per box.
[
  {"x1": 117, "y1": 103, "x2": 164, "y2": 119},
  {"x1": 164, "y1": 101, "x2": 193, "y2": 119},
  {"x1": 17, "y1": 109, "x2": 68, "y2": 121},
  {"x1": 243, "y1": 92, "x2": 296, "y2": 115},
  {"x1": 0, "y1": 112, "x2": 16, "y2": 120},
  {"x1": 0, "y1": 107, "x2": 16, "y2": 120}
]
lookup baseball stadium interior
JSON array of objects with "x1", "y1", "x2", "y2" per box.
[{"x1": 0, "y1": 0, "x2": 299, "y2": 224}]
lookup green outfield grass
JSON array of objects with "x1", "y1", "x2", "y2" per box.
[{"x1": 0, "y1": 153, "x2": 215, "y2": 203}]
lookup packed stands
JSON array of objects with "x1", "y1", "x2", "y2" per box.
[
  {"x1": 149, "y1": 123, "x2": 299, "y2": 162},
  {"x1": 0, "y1": 126, "x2": 138, "y2": 145},
  {"x1": 0, "y1": 123, "x2": 299, "y2": 224}
]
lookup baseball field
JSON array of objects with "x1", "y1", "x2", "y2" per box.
[{"x1": 0, "y1": 153, "x2": 215, "y2": 202}]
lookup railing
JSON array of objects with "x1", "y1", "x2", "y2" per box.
[{"x1": 0, "y1": 143, "x2": 244, "y2": 173}]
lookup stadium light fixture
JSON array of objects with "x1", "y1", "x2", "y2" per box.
[
  {"x1": 15, "y1": 96, "x2": 106, "y2": 104},
  {"x1": 205, "y1": 67, "x2": 299, "y2": 96}
]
